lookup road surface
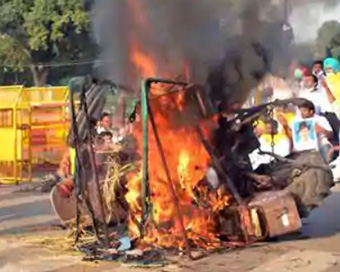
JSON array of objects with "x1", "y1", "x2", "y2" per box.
[{"x1": 1, "y1": 184, "x2": 340, "y2": 272}]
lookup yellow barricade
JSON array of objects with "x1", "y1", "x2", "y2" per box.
[
  {"x1": 28, "y1": 87, "x2": 70, "y2": 165},
  {"x1": 0, "y1": 86, "x2": 32, "y2": 184},
  {"x1": 0, "y1": 86, "x2": 72, "y2": 184}
]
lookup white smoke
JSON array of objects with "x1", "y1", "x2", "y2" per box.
[{"x1": 290, "y1": 0, "x2": 340, "y2": 43}]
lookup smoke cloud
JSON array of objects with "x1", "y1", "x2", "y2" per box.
[
  {"x1": 290, "y1": 0, "x2": 340, "y2": 43},
  {"x1": 91, "y1": 0, "x2": 294, "y2": 106}
]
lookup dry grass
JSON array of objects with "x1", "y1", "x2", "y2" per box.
[
  {"x1": 101, "y1": 149, "x2": 137, "y2": 223},
  {"x1": 15, "y1": 220, "x2": 96, "y2": 253}
]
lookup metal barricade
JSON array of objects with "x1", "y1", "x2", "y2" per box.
[
  {"x1": 0, "y1": 86, "x2": 73, "y2": 184},
  {"x1": 0, "y1": 86, "x2": 32, "y2": 184},
  {"x1": 27, "y1": 87, "x2": 70, "y2": 165}
]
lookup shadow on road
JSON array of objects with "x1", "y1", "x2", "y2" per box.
[{"x1": 301, "y1": 190, "x2": 340, "y2": 238}]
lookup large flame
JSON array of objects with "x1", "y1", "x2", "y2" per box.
[
  {"x1": 125, "y1": 100, "x2": 231, "y2": 249},
  {"x1": 130, "y1": 39, "x2": 156, "y2": 78},
  {"x1": 125, "y1": 1, "x2": 230, "y2": 250},
  {"x1": 125, "y1": 53, "x2": 230, "y2": 250}
]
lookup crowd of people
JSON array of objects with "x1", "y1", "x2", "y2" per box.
[{"x1": 250, "y1": 57, "x2": 340, "y2": 182}]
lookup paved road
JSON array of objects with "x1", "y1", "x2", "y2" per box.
[
  {"x1": 0, "y1": 185, "x2": 59, "y2": 235},
  {"x1": 1, "y1": 184, "x2": 340, "y2": 272}
]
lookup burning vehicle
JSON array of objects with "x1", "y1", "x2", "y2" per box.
[
  {"x1": 49, "y1": 0, "x2": 335, "y2": 262},
  {"x1": 49, "y1": 74, "x2": 334, "y2": 262}
]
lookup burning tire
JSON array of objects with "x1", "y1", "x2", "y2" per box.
[{"x1": 69, "y1": 84, "x2": 107, "y2": 146}]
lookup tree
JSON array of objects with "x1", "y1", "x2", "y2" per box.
[
  {"x1": 0, "y1": 0, "x2": 96, "y2": 86},
  {"x1": 316, "y1": 20, "x2": 340, "y2": 59}
]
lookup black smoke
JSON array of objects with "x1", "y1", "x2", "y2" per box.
[{"x1": 91, "y1": 0, "x2": 294, "y2": 106}]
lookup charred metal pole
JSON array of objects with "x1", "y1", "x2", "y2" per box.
[
  {"x1": 194, "y1": 128, "x2": 252, "y2": 242},
  {"x1": 140, "y1": 80, "x2": 149, "y2": 238},
  {"x1": 69, "y1": 78, "x2": 102, "y2": 243},
  {"x1": 194, "y1": 125, "x2": 244, "y2": 206},
  {"x1": 68, "y1": 78, "x2": 83, "y2": 243},
  {"x1": 82, "y1": 83, "x2": 110, "y2": 247}
]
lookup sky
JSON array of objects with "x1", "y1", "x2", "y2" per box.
[{"x1": 290, "y1": 2, "x2": 340, "y2": 43}]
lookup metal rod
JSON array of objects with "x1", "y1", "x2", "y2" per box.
[
  {"x1": 193, "y1": 88, "x2": 208, "y2": 118},
  {"x1": 82, "y1": 85, "x2": 110, "y2": 247},
  {"x1": 148, "y1": 103, "x2": 200, "y2": 260},
  {"x1": 68, "y1": 79, "x2": 83, "y2": 243},
  {"x1": 69, "y1": 79, "x2": 100, "y2": 243},
  {"x1": 195, "y1": 125, "x2": 265, "y2": 243},
  {"x1": 194, "y1": 125, "x2": 244, "y2": 206},
  {"x1": 83, "y1": 176, "x2": 102, "y2": 242},
  {"x1": 140, "y1": 80, "x2": 149, "y2": 238}
]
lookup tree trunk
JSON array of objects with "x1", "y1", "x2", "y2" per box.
[{"x1": 30, "y1": 65, "x2": 49, "y2": 86}]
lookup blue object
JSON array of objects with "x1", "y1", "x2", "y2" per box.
[
  {"x1": 117, "y1": 236, "x2": 131, "y2": 251},
  {"x1": 324, "y1": 58, "x2": 340, "y2": 73}
]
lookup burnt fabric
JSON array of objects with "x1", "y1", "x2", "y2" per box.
[
  {"x1": 255, "y1": 151, "x2": 334, "y2": 217},
  {"x1": 212, "y1": 117, "x2": 260, "y2": 198}
]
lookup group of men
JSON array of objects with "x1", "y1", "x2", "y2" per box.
[{"x1": 250, "y1": 57, "x2": 340, "y2": 182}]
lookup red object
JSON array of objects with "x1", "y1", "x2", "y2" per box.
[
  {"x1": 301, "y1": 67, "x2": 309, "y2": 77},
  {"x1": 56, "y1": 178, "x2": 74, "y2": 198}
]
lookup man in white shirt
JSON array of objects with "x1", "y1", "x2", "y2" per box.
[
  {"x1": 296, "y1": 100, "x2": 333, "y2": 162},
  {"x1": 299, "y1": 74, "x2": 334, "y2": 115}
]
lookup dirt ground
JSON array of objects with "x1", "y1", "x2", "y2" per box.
[{"x1": 1, "y1": 184, "x2": 340, "y2": 272}]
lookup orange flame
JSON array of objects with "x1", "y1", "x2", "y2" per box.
[
  {"x1": 125, "y1": 3, "x2": 230, "y2": 248},
  {"x1": 125, "y1": 86, "x2": 230, "y2": 250},
  {"x1": 130, "y1": 40, "x2": 156, "y2": 78}
]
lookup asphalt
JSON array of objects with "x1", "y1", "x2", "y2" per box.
[
  {"x1": 0, "y1": 186, "x2": 59, "y2": 236},
  {"x1": 0, "y1": 184, "x2": 340, "y2": 272}
]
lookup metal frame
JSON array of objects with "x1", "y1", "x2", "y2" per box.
[
  {"x1": 139, "y1": 78, "x2": 269, "y2": 258},
  {"x1": 140, "y1": 78, "x2": 188, "y2": 226},
  {"x1": 0, "y1": 86, "x2": 32, "y2": 184},
  {"x1": 141, "y1": 78, "x2": 216, "y2": 259}
]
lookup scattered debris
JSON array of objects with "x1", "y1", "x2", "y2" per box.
[
  {"x1": 125, "y1": 249, "x2": 143, "y2": 257},
  {"x1": 117, "y1": 236, "x2": 131, "y2": 251}
]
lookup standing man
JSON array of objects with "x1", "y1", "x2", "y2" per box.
[
  {"x1": 299, "y1": 74, "x2": 333, "y2": 115},
  {"x1": 296, "y1": 100, "x2": 333, "y2": 162},
  {"x1": 323, "y1": 58, "x2": 340, "y2": 109}
]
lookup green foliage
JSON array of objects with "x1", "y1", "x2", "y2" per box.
[
  {"x1": 0, "y1": 0, "x2": 96, "y2": 85},
  {"x1": 316, "y1": 20, "x2": 340, "y2": 59},
  {"x1": 0, "y1": 35, "x2": 30, "y2": 72},
  {"x1": 24, "y1": 0, "x2": 89, "y2": 50}
]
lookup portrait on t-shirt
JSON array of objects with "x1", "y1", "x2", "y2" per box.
[{"x1": 292, "y1": 119, "x2": 318, "y2": 151}]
